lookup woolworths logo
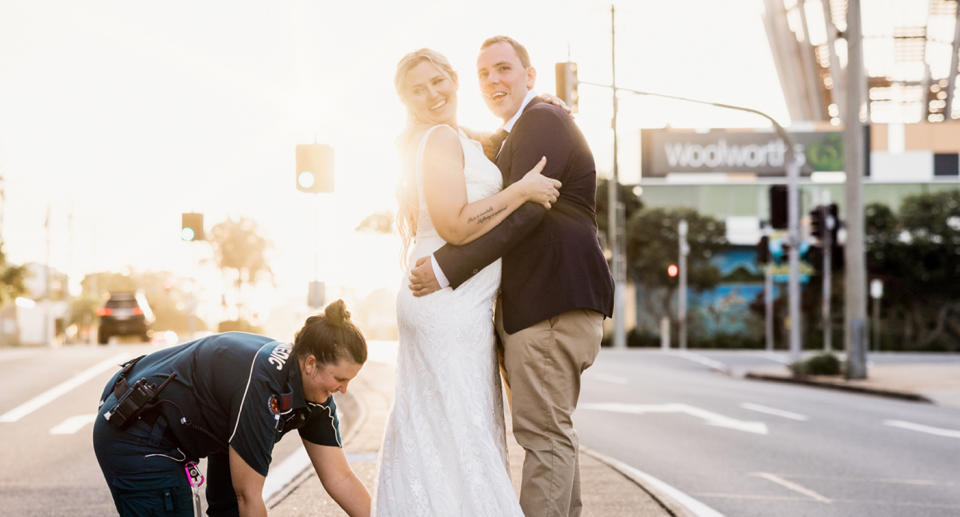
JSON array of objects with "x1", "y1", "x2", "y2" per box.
[
  {"x1": 659, "y1": 133, "x2": 844, "y2": 172},
  {"x1": 805, "y1": 134, "x2": 844, "y2": 171}
]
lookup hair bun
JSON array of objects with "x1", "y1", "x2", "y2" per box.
[{"x1": 324, "y1": 299, "x2": 350, "y2": 326}]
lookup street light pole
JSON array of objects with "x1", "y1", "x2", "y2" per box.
[
  {"x1": 844, "y1": 0, "x2": 868, "y2": 379},
  {"x1": 609, "y1": 3, "x2": 627, "y2": 349}
]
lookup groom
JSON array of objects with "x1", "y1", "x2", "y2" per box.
[{"x1": 409, "y1": 36, "x2": 614, "y2": 516}]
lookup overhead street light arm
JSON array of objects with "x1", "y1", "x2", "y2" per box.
[{"x1": 577, "y1": 81, "x2": 806, "y2": 172}]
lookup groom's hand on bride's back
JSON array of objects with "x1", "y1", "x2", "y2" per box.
[{"x1": 409, "y1": 256, "x2": 442, "y2": 297}]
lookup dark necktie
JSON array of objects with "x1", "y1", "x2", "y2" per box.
[{"x1": 483, "y1": 129, "x2": 508, "y2": 161}]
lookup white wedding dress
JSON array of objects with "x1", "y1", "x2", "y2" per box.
[{"x1": 374, "y1": 125, "x2": 522, "y2": 516}]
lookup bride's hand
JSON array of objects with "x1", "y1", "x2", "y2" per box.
[
  {"x1": 538, "y1": 93, "x2": 572, "y2": 114},
  {"x1": 517, "y1": 157, "x2": 561, "y2": 209}
]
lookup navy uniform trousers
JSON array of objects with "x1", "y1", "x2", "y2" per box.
[{"x1": 93, "y1": 371, "x2": 239, "y2": 517}]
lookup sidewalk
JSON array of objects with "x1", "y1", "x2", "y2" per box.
[
  {"x1": 270, "y1": 359, "x2": 675, "y2": 517},
  {"x1": 745, "y1": 361, "x2": 960, "y2": 409}
]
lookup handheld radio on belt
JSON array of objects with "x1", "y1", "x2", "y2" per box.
[{"x1": 102, "y1": 356, "x2": 177, "y2": 429}]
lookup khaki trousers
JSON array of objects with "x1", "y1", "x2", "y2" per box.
[{"x1": 496, "y1": 302, "x2": 603, "y2": 517}]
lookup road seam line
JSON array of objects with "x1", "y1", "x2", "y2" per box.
[{"x1": 664, "y1": 351, "x2": 730, "y2": 373}]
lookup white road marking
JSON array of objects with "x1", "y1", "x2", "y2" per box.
[
  {"x1": 264, "y1": 391, "x2": 371, "y2": 504},
  {"x1": 581, "y1": 402, "x2": 768, "y2": 435},
  {"x1": 740, "y1": 402, "x2": 809, "y2": 421},
  {"x1": 589, "y1": 373, "x2": 628, "y2": 385},
  {"x1": 752, "y1": 472, "x2": 832, "y2": 503},
  {"x1": 884, "y1": 419, "x2": 960, "y2": 439},
  {"x1": 262, "y1": 447, "x2": 310, "y2": 501},
  {"x1": 0, "y1": 353, "x2": 129, "y2": 423},
  {"x1": 748, "y1": 352, "x2": 791, "y2": 365},
  {"x1": 583, "y1": 447, "x2": 725, "y2": 517},
  {"x1": 664, "y1": 351, "x2": 729, "y2": 372},
  {"x1": 49, "y1": 413, "x2": 97, "y2": 435}
]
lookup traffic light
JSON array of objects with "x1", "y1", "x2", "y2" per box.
[
  {"x1": 181, "y1": 213, "x2": 204, "y2": 241},
  {"x1": 769, "y1": 185, "x2": 787, "y2": 229},
  {"x1": 296, "y1": 144, "x2": 334, "y2": 193},
  {"x1": 756, "y1": 235, "x2": 770, "y2": 264},
  {"x1": 555, "y1": 62, "x2": 579, "y2": 112},
  {"x1": 826, "y1": 203, "x2": 839, "y2": 245},
  {"x1": 667, "y1": 264, "x2": 679, "y2": 278},
  {"x1": 810, "y1": 205, "x2": 825, "y2": 240}
]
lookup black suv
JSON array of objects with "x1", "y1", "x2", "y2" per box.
[{"x1": 97, "y1": 292, "x2": 155, "y2": 344}]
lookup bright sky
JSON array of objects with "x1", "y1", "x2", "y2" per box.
[{"x1": 0, "y1": 0, "x2": 787, "y2": 318}]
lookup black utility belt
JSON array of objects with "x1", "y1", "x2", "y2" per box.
[{"x1": 103, "y1": 356, "x2": 177, "y2": 430}]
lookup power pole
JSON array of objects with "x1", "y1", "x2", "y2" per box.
[
  {"x1": 844, "y1": 0, "x2": 868, "y2": 379},
  {"x1": 678, "y1": 220, "x2": 688, "y2": 350},
  {"x1": 609, "y1": 3, "x2": 626, "y2": 349}
]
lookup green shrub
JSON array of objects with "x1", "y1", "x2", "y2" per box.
[
  {"x1": 790, "y1": 352, "x2": 842, "y2": 376},
  {"x1": 217, "y1": 319, "x2": 263, "y2": 334}
]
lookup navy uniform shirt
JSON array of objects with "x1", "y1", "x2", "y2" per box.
[{"x1": 102, "y1": 332, "x2": 341, "y2": 477}]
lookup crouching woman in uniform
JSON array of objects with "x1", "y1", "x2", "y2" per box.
[{"x1": 92, "y1": 299, "x2": 370, "y2": 517}]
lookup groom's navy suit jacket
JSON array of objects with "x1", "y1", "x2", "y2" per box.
[{"x1": 434, "y1": 98, "x2": 614, "y2": 334}]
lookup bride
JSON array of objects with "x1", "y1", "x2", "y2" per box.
[{"x1": 373, "y1": 48, "x2": 560, "y2": 516}]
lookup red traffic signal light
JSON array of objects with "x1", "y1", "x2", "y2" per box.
[{"x1": 667, "y1": 264, "x2": 679, "y2": 278}]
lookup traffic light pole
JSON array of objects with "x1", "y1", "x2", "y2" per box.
[
  {"x1": 763, "y1": 225, "x2": 774, "y2": 352},
  {"x1": 678, "y1": 220, "x2": 688, "y2": 350},
  {"x1": 844, "y1": 0, "x2": 868, "y2": 379},
  {"x1": 821, "y1": 191, "x2": 833, "y2": 352}
]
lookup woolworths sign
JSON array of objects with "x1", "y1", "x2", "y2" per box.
[{"x1": 641, "y1": 129, "x2": 852, "y2": 177}]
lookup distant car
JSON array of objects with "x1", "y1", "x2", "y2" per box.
[{"x1": 97, "y1": 292, "x2": 155, "y2": 344}]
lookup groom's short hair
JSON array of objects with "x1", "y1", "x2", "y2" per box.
[{"x1": 480, "y1": 35, "x2": 531, "y2": 69}]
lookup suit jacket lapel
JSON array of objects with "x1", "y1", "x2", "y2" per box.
[{"x1": 496, "y1": 98, "x2": 543, "y2": 183}]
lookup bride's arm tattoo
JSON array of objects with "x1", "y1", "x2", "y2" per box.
[{"x1": 469, "y1": 206, "x2": 506, "y2": 225}]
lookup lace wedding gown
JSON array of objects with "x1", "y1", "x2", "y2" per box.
[{"x1": 374, "y1": 125, "x2": 522, "y2": 516}]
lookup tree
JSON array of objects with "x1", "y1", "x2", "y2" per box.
[
  {"x1": 0, "y1": 242, "x2": 27, "y2": 306},
  {"x1": 625, "y1": 207, "x2": 727, "y2": 332},
  {"x1": 595, "y1": 179, "x2": 644, "y2": 246},
  {"x1": 208, "y1": 217, "x2": 273, "y2": 315},
  {"x1": 863, "y1": 190, "x2": 960, "y2": 350},
  {"x1": 355, "y1": 211, "x2": 394, "y2": 234}
]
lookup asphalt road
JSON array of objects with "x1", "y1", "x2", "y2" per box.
[
  {"x1": 578, "y1": 349, "x2": 960, "y2": 517},
  {"x1": 3, "y1": 344, "x2": 957, "y2": 516}
]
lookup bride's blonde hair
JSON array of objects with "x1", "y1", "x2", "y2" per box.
[{"x1": 394, "y1": 48, "x2": 458, "y2": 266}]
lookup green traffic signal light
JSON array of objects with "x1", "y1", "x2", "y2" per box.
[
  {"x1": 296, "y1": 144, "x2": 334, "y2": 193},
  {"x1": 297, "y1": 170, "x2": 317, "y2": 190},
  {"x1": 181, "y1": 213, "x2": 204, "y2": 241}
]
